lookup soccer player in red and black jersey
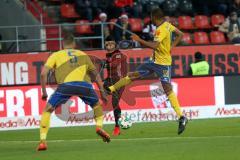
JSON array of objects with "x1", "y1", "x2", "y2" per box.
[{"x1": 103, "y1": 36, "x2": 127, "y2": 136}]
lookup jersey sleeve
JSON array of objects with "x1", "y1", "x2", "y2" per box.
[
  {"x1": 169, "y1": 23, "x2": 176, "y2": 32},
  {"x1": 45, "y1": 53, "x2": 56, "y2": 69},
  {"x1": 86, "y1": 55, "x2": 96, "y2": 71}
]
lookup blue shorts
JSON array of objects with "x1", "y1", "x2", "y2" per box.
[
  {"x1": 48, "y1": 81, "x2": 99, "y2": 108},
  {"x1": 136, "y1": 60, "x2": 171, "y2": 83}
]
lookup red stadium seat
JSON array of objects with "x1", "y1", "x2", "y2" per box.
[
  {"x1": 128, "y1": 18, "x2": 143, "y2": 32},
  {"x1": 93, "y1": 19, "x2": 100, "y2": 23},
  {"x1": 75, "y1": 20, "x2": 93, "y2": 35},
  {"x1": 211, "y1": 14, "x2": 225, "y2": 27},
  {"x1": 194, "y1": 32, "x2": 210, "y2": 44},
  {"x1": 178, "y1": 16, "x2": 194, "y2": 30},
  {"x1": 195, "y1": 15, "x2": 211, "y2": 29},
  {"x1": 144, "y1": 17, "x2": 151, "y2": 24},
  {"x1": 46, "y1": 26, "x2": 60, "y2": 51},
  {"x1": 60, "y1": 4, "x2": 80, "y2": 18},
  {"x1": 182, "y1": 33, "x2": 192, "y2": 44},
  {"x1": 210, "y1": 31, "x2": 226, "y2": 44}
]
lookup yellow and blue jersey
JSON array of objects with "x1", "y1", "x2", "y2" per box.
[
  {"x1": 152, "y1": 21, "x2": 176, "y2": 65},
  {"x1": 45, "y1": 49, "x2": 96, "y2": 84},
  {"x1": 45, "y1": 49, "x2": 99, "y2": 107}
]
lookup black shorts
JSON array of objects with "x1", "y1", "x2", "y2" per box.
[{"x1": 103, "y1": 77, "x2": 124, "y2": 108}]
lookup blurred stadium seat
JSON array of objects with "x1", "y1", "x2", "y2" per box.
[
  {"x1": 45, "y1": 26, "x2": 60, "y2": 51},
  {"x1": 93, "y1": 19, "x2": 100, "y2": 23},
  {"x1": 128, "y1": 18, "x2": 143, "y2": 32},
  {"x1": 182, "y1": 33, "x2": 193, "y2": 44},
  {"x1": 210, "y1": 31, "x2": 226, "y2": 44},
  {"x1": 144, "y1": 17, "x2": 151, "y2": 25},
  {"x1": 211, "y1": 14, "x2": 225, "y2": 27},
  {"x1": 194, "y1": 32, "x2": 210, "y2": 44},
  {"x1": 75, "y1": 20, "x2": 93, "y2": 35},
  {"x1": 60, "y1": 3, "x2": 80, "y2": 18},
  {"x1": 178, "y1": 16, "x2": 194, "y2": 30},
  {"x1": 194, "y1": 15, "x2": 211, "y2": 29}
]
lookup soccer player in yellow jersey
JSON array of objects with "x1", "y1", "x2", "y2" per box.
[
  {"x1": 108, "y1": 8, "x2": 188, "y2": 135},
  {"x1": 37, "y1": 34, "x2": 110, "y2": 151}
]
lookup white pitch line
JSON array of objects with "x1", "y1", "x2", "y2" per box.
[{"x1": 0, "y1": 135, "x2": 240, "y2": 144}]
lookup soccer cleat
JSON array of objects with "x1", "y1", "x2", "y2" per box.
[
  {"x1": 178, "y1": 116, "x2": 188, "y2": 135},
  {"x1": 37, "y1": 141, "x2": 47, "y2": 151},
  {"x1": 96, "y1": 128, "x2": 111, "y2": 143},
  {"x1": 112, "y1": 126, "x2": 121, "y2": 136}
]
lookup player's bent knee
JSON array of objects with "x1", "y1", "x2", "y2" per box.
[{"x1": 44, "y1": 103, "x2": 55, "y2": 113}]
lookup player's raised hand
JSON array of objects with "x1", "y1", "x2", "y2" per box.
[{"x1": 131, "y1": 34, "x2": 141, "y2": 42}]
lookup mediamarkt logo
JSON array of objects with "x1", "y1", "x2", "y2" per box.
[
  {"x1": 0, "y1": 117, "x2": 40, "y2": 128},
  {"x1": 215, "y1": 107, "x2": 240, "y2": 116}
]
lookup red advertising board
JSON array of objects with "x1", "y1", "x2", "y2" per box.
[
  {"x1": 0, "y1": 45, "x2": 239, "y2": 85},
  {"x1": 0, "y1": 76, "x2": 216, "y2": 118}
]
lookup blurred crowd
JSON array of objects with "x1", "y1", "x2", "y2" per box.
[
  {"x1": 63, "y1": 0, "x2": 238, "y2": 20},
  {"x1": 61, "y1": 0, "x2": 240, "y2": 44}
]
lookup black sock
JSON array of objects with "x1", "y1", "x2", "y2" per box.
[{"x1": 113, "y1": 107, "x2": 121, "y2": 127}]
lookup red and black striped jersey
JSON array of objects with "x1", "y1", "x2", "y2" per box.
[{"x1": 105, "y1": 50, "x2": 127, "y2": 79}]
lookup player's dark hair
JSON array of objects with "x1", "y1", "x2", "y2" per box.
[
  {"x1": 105, "y1": 35, "x2": 115, "y2": 42},
  {"x1": 63, "y1": 33, "x2": 75, "y2": 46},
  {"x1": 151, "y1": 8, "x2": 165, "y2": 19},
  {"x1": 194, "y1": 51, "x2": 203, "y2": 60}
]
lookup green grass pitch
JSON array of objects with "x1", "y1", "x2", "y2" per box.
[{"x1": 0, "y1": 118, "x2": 240, "y2": 160}]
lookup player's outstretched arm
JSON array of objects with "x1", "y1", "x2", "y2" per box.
[
  {"x1": 40, "y1": 66, "x2": 50, "y2": 100},
  {"x1": 172, "y1": 28, "x2": 183, "y2": 49},
  {"x1": 131, "y1": 34, "x2": 159, "y2": 49},
  {"x1": 89, "y1": 70, "x2": 108, "y2": 103}
]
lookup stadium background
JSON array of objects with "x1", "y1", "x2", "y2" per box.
[{"x1": 0, "y1": 1, "x2": 240, "y2": 160}]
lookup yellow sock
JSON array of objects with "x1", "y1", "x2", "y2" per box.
[
  {"x1": 93, "y1": 104, "x2": 104, "y2": 128},
  {"x1": 40, "y1": 111, "x2": 51, "y2": 141},
  {"x1": 168, "y1": 92, "x2": 183, "y2": 118},
  {"x1": 109, "y1": 76, "x2": 132, "y2": 92}
]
